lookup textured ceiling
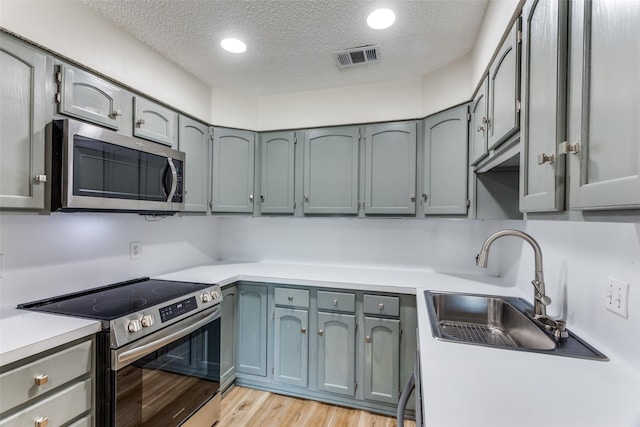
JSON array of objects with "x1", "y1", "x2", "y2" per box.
[{"x1": 84, "y1": 0, "x2": 489, "y2": 96}]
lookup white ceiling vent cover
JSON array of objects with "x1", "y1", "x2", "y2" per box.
[{"x1": 333, "y1": 45, "x2": 381, "y2": 69}]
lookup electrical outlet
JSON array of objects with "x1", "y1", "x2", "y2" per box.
[
  {"x1": 605, "y1": 277, "x2": 630, "y2": 319},
  {"x1": 130, "y1": 241, "x2": 141, "y2": 260}
]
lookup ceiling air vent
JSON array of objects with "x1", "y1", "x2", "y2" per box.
[{"x1": 333, "y1": 45, "x2": 381, "y2": 69}]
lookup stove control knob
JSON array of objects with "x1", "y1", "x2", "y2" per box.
[
  {"x1": 141, "y1": 314, "x2": 154, "y2": 328},
  {"x1": 127, "y1": 319, "x2": 142, "y2": 333},
  {"x1": 210, "y1": 290, "x2": 219, "y2": 300},
  {"x1": 201, "y1": 293, "x2": 212, "y2": 303}
]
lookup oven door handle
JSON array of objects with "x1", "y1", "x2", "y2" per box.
[{"x1": 116, "y1": 306, "x2": 221, "y2": 365}]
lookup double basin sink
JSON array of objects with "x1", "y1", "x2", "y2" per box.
[{"x1": 425, "y1": 291, "x2": 607, "y2": 360}]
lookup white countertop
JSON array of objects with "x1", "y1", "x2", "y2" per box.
[{"x1": 2, "y1": 261, "x2": 638, "y2": 426}]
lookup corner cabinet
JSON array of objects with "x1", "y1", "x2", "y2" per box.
[
  {"x1": 259, "y1": 131, "x2": 296, "y2": 214},
  {"x1": 211, "y1": 128, "x2": 256, "y2": 213},
  {"x1": 567, "y1": 0, "x2": 640, "y2": 210},
  {"x1": 0, "y1": 34, "x2": 51, "y2": 211},
  {"x1": 178, "y1": 116, "x2": 210, "y2": 213},
  {"x1": 363, "y1": 123, "x2": 417, "y2": 215},
  {"x1": 303, "y1": 127, "x2": 359, "y2": 215},
  {"x1": 421, "y1": 105, "x2": 469, "y2": 215},
  {"x1": 487, "y1": 18, "x2": 522, "y2": 151},
  {"x1": 519, "y1": 0, "x2": 568, "y2": 212}
]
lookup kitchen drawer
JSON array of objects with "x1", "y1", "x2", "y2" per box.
[
  {"x1": 274, "y1": 287, "x2": 309, "y2": 308},
  {"x1": 0, "y1": 340, "x2": 92, "y2": 413},
  {"x1": 317, "y1": 291, "x2": 356, "y2": 313},
  {"x1": 363, "y1": 294, "x2": 400, "y2": 317},
  {"x1": 0, "y1": 378, "x2": 92, "y2": 427}
]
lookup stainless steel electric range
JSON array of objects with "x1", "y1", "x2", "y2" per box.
[{"x1": 18, "y1": 277, "x2": 222, "y2": 427}]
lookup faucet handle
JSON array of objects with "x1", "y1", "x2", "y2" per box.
[{"x1": 531, "y1": 280, "x2": 552, "y2": 305}]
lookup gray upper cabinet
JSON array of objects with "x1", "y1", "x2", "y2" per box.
[
  {"x1": 133, "y1": 97, "x2": 178, "y2": 148},
  {"x1": 487, "y1": 18, "x2": 522, "y2": 151},
  {"x1": 303, "y1": 127, "x2": 359, "y2": 215},
  {"x1": 260, "y1": 131, "x2": 296, "y2": 214},
  {"x1": 567, "y1": 0, "x2": 640, "y2": 210},
  {"x1": 178, "y1": 116, "x2": 210, "y2": 213},
  {"x1": 469, "y1": 76, "x2": 489, "y2": 165},
  {"x1": 57, "y1": 64, "x2": 126, "y2": 130},
  {"x1": 273, "y1": 307, "x2": 309, "y2": 388},
  {"x1": 363, "y1": 316, "x2": 400, "y2": 405},
  {"x1": 422, "y1": 106, "x2": 469, "y2": 215},
  {"x1": 211, "y1": 128, "x2": 256, "y2": 213},
  {"x1": 0, "y1": 34, "x2": 51, "y2": 211},
  {"x1": 236, "y1": 284, "x2": 268, "y2": 377},
  {"x1": 519, "y1": 0, "x2": 568, "y2": 212},
  {"x1": 363, "y1": 123, "x2": 417, "y2": 215}
]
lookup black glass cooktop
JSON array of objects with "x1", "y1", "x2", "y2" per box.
[{"x1": 17, "y1": 277, "x2": 210, "y2": 320}]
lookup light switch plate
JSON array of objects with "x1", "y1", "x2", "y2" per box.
[{"x1": 605, "y1": 277, "x2": 629, "y2": 319}]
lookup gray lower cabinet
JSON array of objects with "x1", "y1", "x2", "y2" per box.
[
  {"x1": 273, "y1": 307, "x2": 308, "y2": 388},
  {"x1": 567, "y1": 0, "x2": 640, "y2": 209},
  {"x1": 236, "y1": 284, "x2": 268, "y2": 376},
  {"x1": 303, "y1": 127, "x2": 359, "y2": 215},
  {"x1": 317, "y1": 311, "x2": 356, "y2": 396},
  {"x1": 421, "y1": 105, "x2": 469, "y2": 215},
  {"x1": 133, "y1": 96, "x2": 178, "y2": 148},
  {"x1": 487, "y1": 18, "x2": 522, "y2": 151},
  {"x1": 363, "y1": 122, "x2": 417, "y2": 215},
  {"x1": 519, "y1": 0, "x2": 568, "y2": 212},
  {"x1": 178, "y1": 116, "x2": 210, "y2": 212},
  {"x1": 211, "y1": 128, "x2": 256, "y2": 213},
  {"x1": 221, "y1": 285, "x2": 238, "y2": 392},
  {"x1": 0, "y1": 337, "x2": 94, "y2": 426},
  {"x1": 260, "y1": 131, "x2": 296, "y2": 214},
  {"x1": 57, "y1": 64, "x2": 126, "y2": 130},
  {"x1": 469, "y1": 76, "x2": 489, "y2": 166},
  {"x1": 0, "y1": 33, "x2": 51, "y2": 211}
]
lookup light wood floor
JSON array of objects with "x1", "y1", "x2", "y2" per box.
[{"x1": 219, "y1": 386, "x2": 415, "y2": 427}]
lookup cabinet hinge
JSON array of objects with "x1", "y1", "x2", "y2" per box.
[
  {"x1": 293, "y1": 202, "x2": 297, "y2": 210},
  {"x1": 466, "y1": 198, "x2": 471, "y2": 208},
  {"x1": 273, "y1": 311, "x2": 275, "y2": 320},
  {"x1": 272, "y1": 367, "x2": 275, "y2": 375},
  {"x1": 355, "y1": 382, "x2": 358, "y2": 391},
  {"x1": 399, "y1": 388, "x2": 402, "y2": 398},
  {"x1": 55, "y1": 93, "x2": 61, "y2": 104},
  {"x1": 517, "y1": 29, "x2": 523, "y2": 44},
  {"x1": 358, "y1": 130, "x2": 361, "y2": 140},
  {"x1": 467, "y1": 113, "x2": 471, "y2": 122},
  {"x1": 516, "y1": 100, "x2": 521, "y2": 113},
  {"x1": 55, "y1": 71, "x2": 62, "y2": 85}
]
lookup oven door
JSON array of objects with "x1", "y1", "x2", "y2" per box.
[{"x1": 111, "y1": 306, "x2": 220, "y2": 427}]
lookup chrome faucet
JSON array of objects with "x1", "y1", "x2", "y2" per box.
[
  {"x1": 475, "y1": 229, "x2": 549, "y2": 316},
  {"x1": 475, "y1": 229, "x2": 568, "y2": 340}
]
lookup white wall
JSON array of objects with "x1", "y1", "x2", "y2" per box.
[
  {"x1": 0, "y1": 0, "x2": 211, "y2": 122},
  {"x1": 0, "y1": 214, "x2": 219, "y2": 309}
]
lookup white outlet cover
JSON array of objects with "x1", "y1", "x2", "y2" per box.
[
  {"x1": 605, "y1": 277, "x2": 630, "y2": 319},
  {"x1": 130, "y1": 241, "x2": 141, "y2": 260}
]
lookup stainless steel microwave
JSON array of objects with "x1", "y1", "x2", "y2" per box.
[{"x1": 48, "y1": 119, "x2": 185, "y2": 213}]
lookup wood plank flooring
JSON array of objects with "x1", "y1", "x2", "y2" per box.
[{"x1": 219, "y1": 386, "x2": 415, "y2": 427}]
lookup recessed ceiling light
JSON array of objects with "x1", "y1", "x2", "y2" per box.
[
  {"x1": 221, "y1": 38, "x2": 247, "y2": 54},
  {"x1": 367, "y1": 8, "x2": 396, "y2": 30}
]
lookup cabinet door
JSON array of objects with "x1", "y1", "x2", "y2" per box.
[
  {"x1": 178, "y1": 116, "x2": 210, "y2": 212},
  {"x1": 303, "y1": 127, "x2": 359, "y2": 214},
  {"x1": 220, "y1": 286, "x2": 237, "y2": 390},
  {"x1": 364, "y1": 123, "x2": 417, "y2": 215},
  {"x1": 260, "y1": 131, "x2": 295, "y2": 214},
  {"x1": 57, "y1": 64, "x2": 125, "y2": 130},
  {"x1": 236, "y1": 284, "x2": 268, "y2": 376},
  {"x1": 422, "y1": 106, "x2": 469, "y2": 215},
  {"x1": 488, "y1": 19, "x2": 521, "y2": 151},
  {"x1": 568, "y1": 0, "x2": 640, "y2": 209},
  {"x1": 363, "y1": 317, "x2": 400, "y2": 405},
  {"x1": 0, "y1": 35, "x2": 50, "y2": 210},
  {"x1": 520, "y1": 0, "x2": 568, "y2": 212},
  {"x1": 470, "y1": 76, "x2": 489, "y2": 165},
  {"x1": 317, "y1": 312, "x2": 356, "y2": 396},
  {"x1": 211, "y1": 128, "x2": 255, "y2": 213},
  {"x1": 133, "y1": 97, "x2": 178, "y2": 148},
  {"x1": 274, "y1": 307, "x2": 308, "y2": 388}
]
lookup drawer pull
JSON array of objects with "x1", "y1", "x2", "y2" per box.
[
  {"x1": 365, "y1": 335, "x2": 371, "y2": 343},
  {"x1": 34, "y1": 374, "x2": 49, "y2": 386},
  {"x1": 35, "y1": 417, "x2": 49, "y2": 427},
  {"x1": 288, "y1": 296, "x2": 293, "y2": 302},
  {"x1": 378, "y1": 303, "x2": 385, "y2": 310},
  {"x1": 318, "y1": 329, "x2": 323, "y2": 336},
  {"x1": 332, "y1": 299, "x2": 338, "y2": 306}
]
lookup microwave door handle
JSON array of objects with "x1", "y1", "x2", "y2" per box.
[
  {"x1": 166, "y1": 158, "x2": 177, "y2": 202},
  {"x1": 116, "y1": 306, "x2": 221, "y2": 367}
]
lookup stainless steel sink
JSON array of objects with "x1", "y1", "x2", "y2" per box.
[{"x1": 425, "y1": 291, "x2": 608, "y2": 360}]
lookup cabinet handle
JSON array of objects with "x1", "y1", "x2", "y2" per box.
[
  {"x1": 365, "y1": 335, "x2": 371, "y2": 343},
  {"x1": 34, "y1": 174, "x2": 47, "y2": 183},
  {"x1": 477, "y1": 124, "x2": 485, "y2": 132},
  {"x1": 34, "y1": 374, "x2": 49, "y2": 386},
  {"x1": 111, "y1": 109, "x2": 122, "y2": 118},
  {"x1": 378, "y1": 303, "x2": 384, "y2": 310},
  {"x1": 332, "y1": 299, "x2": 338, "y2": 306},
  {"x1": 35, "y1": 417, "x2": 49, "y2": 427},
  {"x1": 249, "y1": 194, "x2": 254, "y2": 202},
  {"x1": 410, "y1": 194, "x2": 416, "y2": 202},
  {"x1": 136, "y1": 118, "x2": 145, "y2": 126},
  {"x1": 260, "y1": 195, "x2": 265, "y2": 202},
  {"x1": 422, "y1": 193, "x2": 428, "y2": 202},
  {"x1": 288, "y1": 296, "x2": 293, "y2": 302},
  {"x1": 559, "y1": 141, "x2": 580, "y2": 155},
  {"x1": 301, "y1": 328, "x2": 306, "y2": 334},
  {"x1": 537, "y1": 153, "x2": 555, "y2": 165},
  {"x1": 318, "y1": 329, "x2": 324, "y2": 336},
  {"x1": 304, "y1": 195, "x2": 309, "y2": 203}
]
